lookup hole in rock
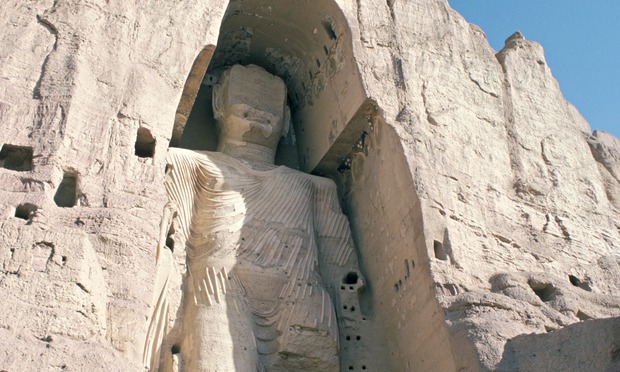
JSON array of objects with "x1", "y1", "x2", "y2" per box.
[
  {"x1": 135, "y1": 127, "x2": 156, "y2": 158},
  {"x1": 166, "y1": 236, "x2": 175, "y2": 252},
  {"x1": 15, "y1": 203, "x2": 37, "y2": 220},
  {"x1": 434, "y1": 240, "x2": 447, "y2": 260},
  {"x1": 171, "y1": 344, "x2": 181, "y2": 354},
  {"x1": 0, "y1": 144, "x2": 33, "y2": 171},
  {"x1": 404, "y1": 259, "x2": 411, "y2": 278},
  {"x1": 528, "y1": 281, "x2": 556, "y2": 302},
  {"x1": 356, "y1": 335, "x2": 361, "y2": 340},
  {"x1": 54, "y1": 173, "x2": 77, "y2": 207},
  {"x1": 346, "y1": 335, "x2": 351, "y2": 341},
  {"x1": 568, "y1": 275, "x2": 581, "y2": 287},
  {"x1": 351, "y1": 306, "x2": 355, "y2": 312},
  {"x1": 343, "y1": 271, "x2": 358, "y2": 285},
  {"x1": 348, "y1": 366, "x2": 353, "y2": 370},
  {"x1": 321, "y1": 20, "x2": 337, "y2": 40},
  {"x1": 362, "y1": 366, "x2": 366, "y2": 370},
  {"x1": 165, "y1": 223, "x2": 175, "y2": 252}
]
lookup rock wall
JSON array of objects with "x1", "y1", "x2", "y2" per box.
[
  {"x1": 343, "y1": 1, "x2": 620, "y2": 369},
  {"x1": 1, "y1": 0, "x2": 618, "y2": 371},
  {"x1": 0, "y1": 1, "x2": 226, "y2": 369}
]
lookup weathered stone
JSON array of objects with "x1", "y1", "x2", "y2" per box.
[
  {"x1": 0, "y1": 0, "x2": 618, "y2": 371},
  {"x1": 144, "y1": 64, "x2": 365, "y2": 371}
]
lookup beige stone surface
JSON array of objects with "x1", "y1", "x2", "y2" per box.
[
  {"x1": 0, "y1": 0, "x2": 226, "y2": 370},
  {"x1": 1, "y1": 0, "x2": 618, "y2": 371}
]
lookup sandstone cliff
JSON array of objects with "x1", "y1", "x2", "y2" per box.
[{"x1": 0, "y1": 0, "x2": 618, "y2": 371}]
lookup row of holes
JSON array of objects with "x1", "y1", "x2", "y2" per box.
[
  {"x1": 394, "y1": 259, "x2": 415, "y2": 292},
  {"x1": 341, "y1": 271, "x2": 359, "y2": 293},
  {"x1": 0, "y1": 128, "x2": 155, "y2": 174},
  {"x1": 14, "y1": 172, "x2": 79, "y2": 219},
  {"x1": 6, "y1": 128, "x2": 156, "y2": 220}
]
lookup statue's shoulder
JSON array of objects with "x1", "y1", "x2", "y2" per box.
[
  {"x1": 274, "y1": 165, "x2": 333, "y2": 184},
  {"x1": 306, "y1": 172, "x2": 338, "y2": 192},
  {"x1": 167, "y1": 147, "x2": 213, "y2": 158},
  {"x1": 165, "y1": 149, "x2": 233, "y2": 180},
  {"x1": 166, "y1": 148, "x2": 225, "y2": 165},
  {"x1": 270, "y1": 166, "x2": 336, "y2": 192}
]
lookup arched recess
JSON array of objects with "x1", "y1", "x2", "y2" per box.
[
  {"x1": 168, "y1": 1, "x2": 457, "y2": 370},
  {"x1": 175, "y1": 0, "x2": 375, "y2": 174},
  {"x1": 170, "y1": 45, "x2": 216, "y2": 148}
]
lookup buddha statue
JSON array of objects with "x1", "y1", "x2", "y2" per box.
[{"x1": 144, "y1": 64, "x2": 364, "y2": 371}]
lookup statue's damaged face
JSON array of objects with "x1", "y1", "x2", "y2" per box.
[{"x1": 213, "y1": 65, "x2": 290, "y2": 149}]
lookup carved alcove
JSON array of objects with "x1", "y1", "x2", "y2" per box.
[
  {"x1": 165, "y1": 0, "x2": 391, "y2": 369},
  {"x1": 167, "y1": 1, "x2": 455, "y2": 371},
  {"x1": 171, "y1": 0, "x2": 375, "y2": 175}
]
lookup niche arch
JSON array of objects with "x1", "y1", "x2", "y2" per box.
[
  {"x1": 167, "y1": 2, "x2": 460, "y2": 371},
  {"x1": 174, "y1": 0, "x2": 375, "y2": 174}
]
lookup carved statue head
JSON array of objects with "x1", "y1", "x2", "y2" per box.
[{"x1": 212, "y1": 64, "x2": 291, "y2": 151}]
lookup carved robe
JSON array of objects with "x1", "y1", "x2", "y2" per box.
[{"x1": 146, "y1": 147, "x2": 361, "y2": 371}]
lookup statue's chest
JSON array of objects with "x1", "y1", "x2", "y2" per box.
[
  {"x1": 197, "y1": 168, "x2": 319, "y2": 272},
  {"x1": 206, "y1": 168, "x2": 316, "y2": 227}
]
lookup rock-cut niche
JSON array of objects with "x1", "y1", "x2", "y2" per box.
[
  {"x1": 171, "y1": 0, "x2": 372, "y2": 174},
  {"x1": 160, "y1": 0, "x2": 394, "y2": 370}
]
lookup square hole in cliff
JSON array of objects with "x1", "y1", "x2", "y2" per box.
[
  {"x1": 15, "y1": 203, "x2": 37, "y2": 220},
  {"x1": 433, "y1": 240, "x2": 447, "y2": 260},
  {"x1": 0, "y1": 144, "x2": 33, "y2": 171},
  {"x1": 54, "y1": 172, "x2": 77, "y2": 207},
  {"x1": 135, "y1": 127, "x2": 155, "y2": 158}
]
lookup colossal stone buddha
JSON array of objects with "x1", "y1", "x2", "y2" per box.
[{"x1": 144, "y1": 64, "x2": 365, "y2": 371}]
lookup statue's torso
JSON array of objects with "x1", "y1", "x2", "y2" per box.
[
  {"x1": 162, "y1": 148, "x2": 343, "y2": 370},
  {"x1": 166, "y1": 149, "x2": 329, "y2": 312}
]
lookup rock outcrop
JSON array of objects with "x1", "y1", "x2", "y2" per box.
[{"x1": 1, "y1": 0, "x2": 618, "y2": 371}]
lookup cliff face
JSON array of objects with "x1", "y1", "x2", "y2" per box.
[
  {"x1": 0, "y1": 0, "x2": 618, "y2": 371},
  {"x1": 0, "y1": 1, "x2": 226, "y2": 369},
  {"x1": 345, "y1": 2, "x2": 620, "y2": 369}
]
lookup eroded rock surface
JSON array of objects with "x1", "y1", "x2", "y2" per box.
[{"x1": 1, "y1": 0, "x2": 618, "y2": 371}]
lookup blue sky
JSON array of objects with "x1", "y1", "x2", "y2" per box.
[{"x1": 449, "y1": 0, "x2": 620, "y2": 139}]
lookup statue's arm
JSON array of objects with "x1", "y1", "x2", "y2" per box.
[
  {"x1": 155, "y1": 201, "x2": 178, "y2": 263},
  {"x1": 313, "y1": 178, "x2": 365, "y2": 298},
  {"x1": 163, "y1": 148, "x2": 204, "y2": 241},
  {"x1": 144, "y1": 148, "x2": 202, "y2": 371}
]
